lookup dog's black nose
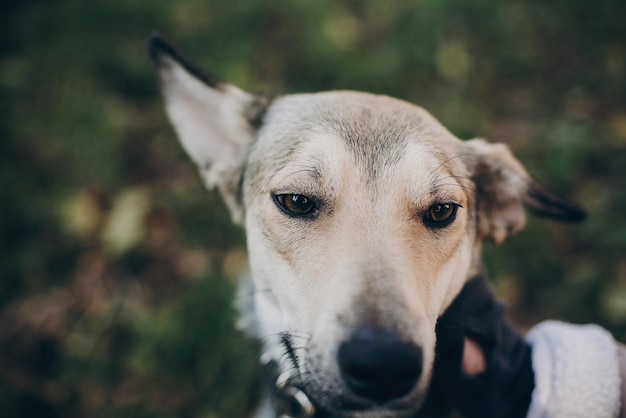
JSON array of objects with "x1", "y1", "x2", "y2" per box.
[{"x1": 338, "y1": 328, "x2": 423, "y2": 403}]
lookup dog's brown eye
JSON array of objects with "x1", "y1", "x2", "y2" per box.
[
  {"x1": 273, "y1": 194, "x2": 317, "y2": 217},
  {"x1": 424, "y1": 203, "x2": 458, "y2": 228}
]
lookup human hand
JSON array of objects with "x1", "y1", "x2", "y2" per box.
[{"x1": 429, "y1": 275, "x2": 534, "y2": 418}]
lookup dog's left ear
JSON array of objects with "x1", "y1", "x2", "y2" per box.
[
  {"x1": 149, "y1": 34, "x2": 270, "y2": 223},
  {"x1": 463, "y1": 139, "x2": 586, "y2": 244}
]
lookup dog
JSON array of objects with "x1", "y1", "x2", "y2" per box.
[{"x1": 149, "y1": 35, "x2": 585, "y2": 418}]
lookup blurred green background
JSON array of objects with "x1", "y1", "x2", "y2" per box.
[{"x1": 1, "y1": 0, "x2": 625, "y2": 417}]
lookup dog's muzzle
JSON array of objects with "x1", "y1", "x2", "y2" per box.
[{"x1": 268, "y1": 328, "x2": 425, "y2": 418}]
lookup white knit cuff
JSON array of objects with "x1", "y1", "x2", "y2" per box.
[{"x1": 526, "y1": 320, "x2": 621, "y2": 418}]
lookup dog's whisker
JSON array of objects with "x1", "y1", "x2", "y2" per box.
[
  {"x1": 279, "y1": 351, "x2": 296, "y2": 367},
  {"x1": 256, "y1": 333, "x2": 288, "y2": 346},
  {"x1": 428, "y1": 152, "x2": 479, "y2": 177},
  {"x1": 290, "y1": 346, "x2": 309, "y2": 351},
  {"x1": 279, "y1": 332, "x2": 303, "y2": 371},
  {"x1": 431, "y1": 183, "x2": 478, "y2": 194},
  {"x1": 430, "y1": 172, "x2": 477, "y2": 191},
  {"x1": 288, "y1": 332, "x2": 313, "y2": 340},
  {"x1": 431, "y1": 174, "x2": 476, "y2": 185}
]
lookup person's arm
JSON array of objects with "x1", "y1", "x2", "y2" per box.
[
  {"x1": 432, "y1": 274, "x2": 534, "y2": 418},
  {"x1": 432, "y1": 274, "x2": 624, "y2": 418}
]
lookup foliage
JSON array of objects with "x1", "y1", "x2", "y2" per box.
[{"x1": 1, "y1": 0, "x2": 625, "y2": 417}]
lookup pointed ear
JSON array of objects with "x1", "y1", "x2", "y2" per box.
[
  {"x1": 149, "y1": 34, "x2": 270, "y2": 223},
  {"x1": 463, "y1": 139, "x2": 586, "y2": 244}
]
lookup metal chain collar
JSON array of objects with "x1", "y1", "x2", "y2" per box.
[{"x1": 266, "y1": 362, "x2": 316, "y2": 418}]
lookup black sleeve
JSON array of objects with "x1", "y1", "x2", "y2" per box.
[{"x1": 428, "y1": 275, "x2": 535, "y2": 418}]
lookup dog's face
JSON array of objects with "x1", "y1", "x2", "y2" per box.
[
  {"x1": 245, "y1": 92, "x2": 477, "y2": 415},
  {"x1": 151, "y1": 36, "x2": 584, "y2": 417}
]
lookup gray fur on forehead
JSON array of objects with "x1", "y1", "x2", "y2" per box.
[{"x1": 246, "y1": 91, "x2": 461, "y2": 188}]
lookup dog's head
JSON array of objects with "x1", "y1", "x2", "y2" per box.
[{"x1": 150, "y1": 36, "x2": 585, "y2": 417}]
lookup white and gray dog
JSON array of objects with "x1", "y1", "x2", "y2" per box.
[{"x1": 150, "y1": 35, "x2": 584, "y2": 418}]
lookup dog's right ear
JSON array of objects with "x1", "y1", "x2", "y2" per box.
[
  {"x1": 462, "y1": 138, "x2": 586, "y2": 244},
  {"x1": 149, "y1": 34, "x2": 270, "y2": 223}
]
